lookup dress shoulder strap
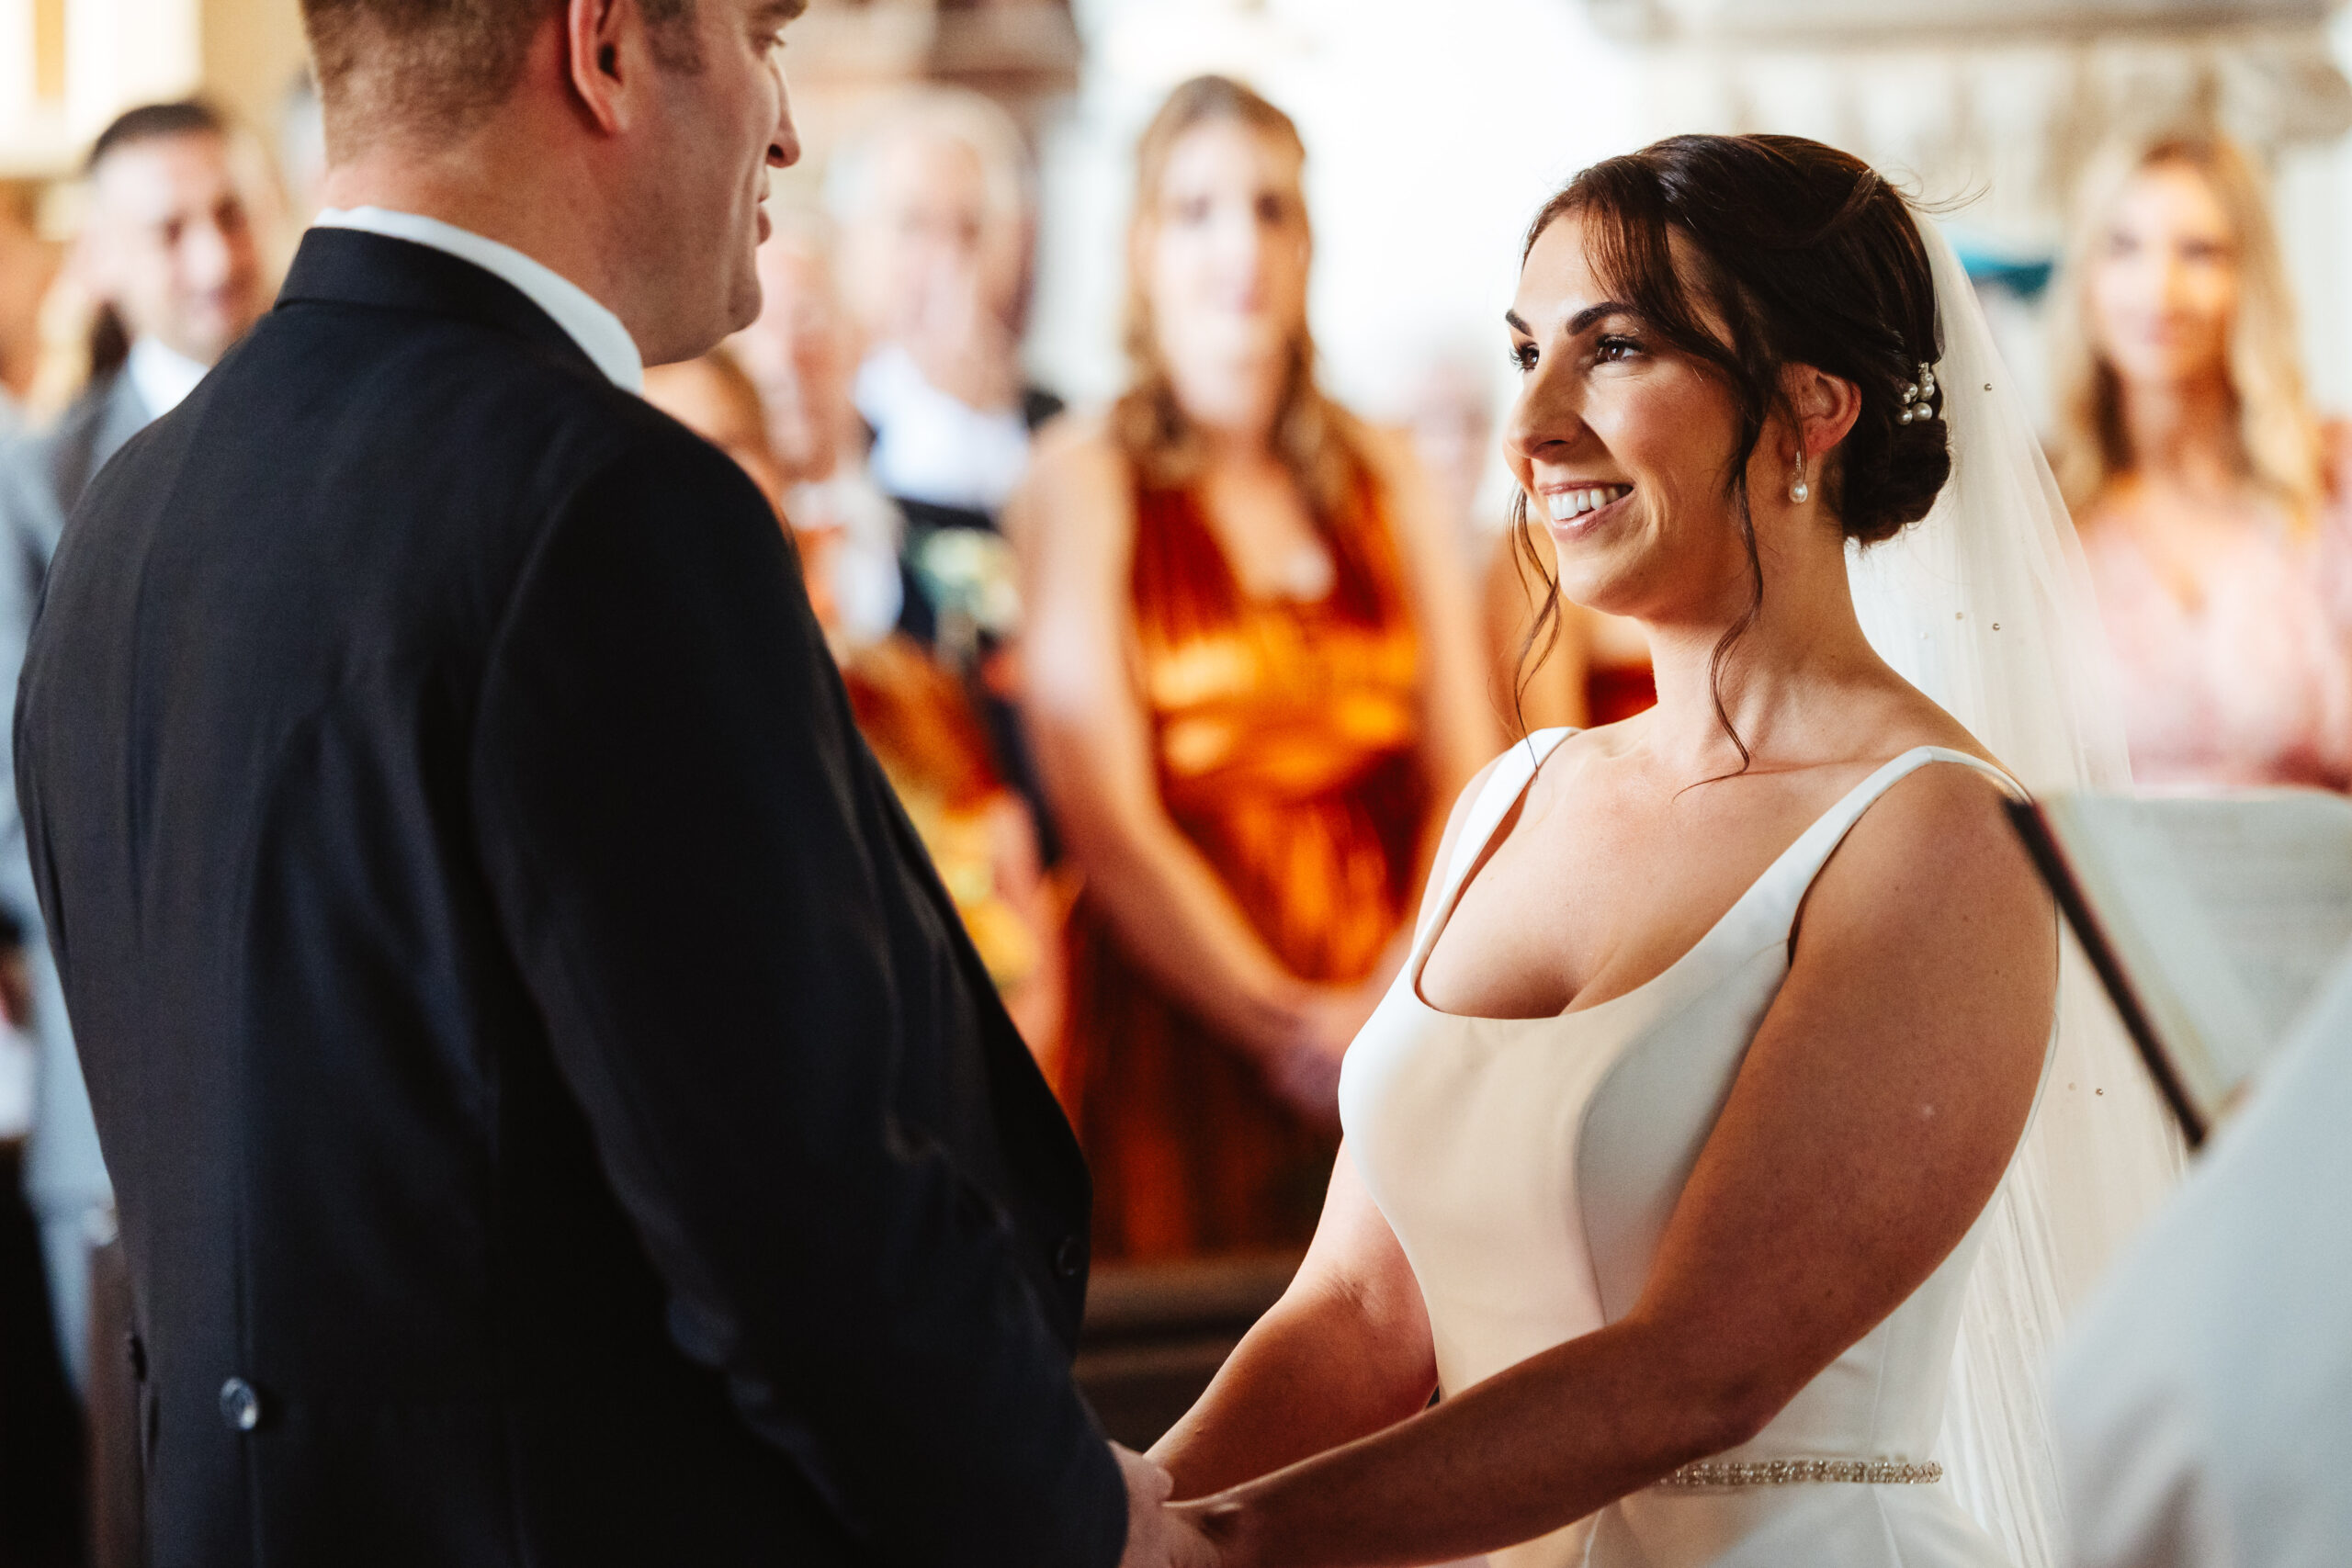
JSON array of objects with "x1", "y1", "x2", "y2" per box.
[
  {"x1": 1758, "y1": 746, "x2": 2027, "y2": 920},
  {"x1": 1416, "y1": 728, "x2": 1577, "y2": 952}
]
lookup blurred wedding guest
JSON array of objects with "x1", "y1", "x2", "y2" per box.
[
  {"x1": 1390, "y1": 333, "x2": 1584, "y2": 734},
  {"x1": 0, "y1": 97, "x2": 264, "y2": 1399},
  {"x1": 826, "y1": 87, "x2": 1057, "y2": 651},
  {"x1": 0, "y1": 182, "x2": 59, "y2": 434},
  {"x1": 2052, "y1": 131, "x2": 2352, "y2": 789},
  {"x1": 0, "y1": 178, "x2": 81, "y2": 1545},
  {"x1": 641, "y1": 349, "x2": 1067, "y2": 1065},
  {"x1": 1394, "y1": 336, "x2": 1497, "y2": 557},
  {"x1": 2055, "y1": 968, "x2": 2352, "y2": 1568},
  {"x1": 732, "y1": 216, "x2": 905, "y2": 644},
  {"x1": 1012, "y1": 76, "x2": 1493, "y2": 1262}
]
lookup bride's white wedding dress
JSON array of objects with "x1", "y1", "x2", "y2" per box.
[{"x1": 1340, "y1": 729, "x2": 2032, "y2": 1568}]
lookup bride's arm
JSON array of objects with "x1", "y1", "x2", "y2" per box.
[
  {"x1": 1152, "y1": 1147, "x2": 1438, "y2": 1497},
  {"x1": 1174, "y1": 763, "x2": 2057, "y2": 1568}
]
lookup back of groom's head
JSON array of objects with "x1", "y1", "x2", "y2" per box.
[
  {"x1": 303, "y1": 0, "x2": 789, "y2": 154},
  {"x1": 306, "y1": 0, "x2": 654, "y2": 152},
  {"x1": 301, "y1": 0, "x2": 805, "y2": 364}
]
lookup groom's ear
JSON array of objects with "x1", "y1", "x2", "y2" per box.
[{"x1": 566, "y1": 0, "x2": 645, "y2": 133}]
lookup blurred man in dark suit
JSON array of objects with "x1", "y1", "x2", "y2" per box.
[{"x1": 14, "y1": 2, "x2": 1190, "y2": 1564}]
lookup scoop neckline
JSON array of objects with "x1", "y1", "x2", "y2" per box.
[{"x1": 1407, "y1": 738, "x2": 2011, "y2": 1026}]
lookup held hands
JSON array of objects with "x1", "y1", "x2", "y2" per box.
[{"x1": 1114, "y1": 1445, "x2": 1220, "y2": 1568}]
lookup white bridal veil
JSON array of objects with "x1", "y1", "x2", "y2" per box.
[{"x1": 1846, "y1": 212, "x2": 2187, "y2": 1567}]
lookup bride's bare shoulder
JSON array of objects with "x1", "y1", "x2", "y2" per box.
[
  {"x1": 1779, "y1": 675, "x2": 2046, "y2": 951},
  {"x1": 1810, "y1": 734, "x2": 2045, "y2": 948}
]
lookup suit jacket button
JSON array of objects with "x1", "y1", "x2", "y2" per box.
[
  {"x1": 1054, "y1": 1235, "x2": 1087, "y2": 1280},
  {"x1": 219, "y1": 1378, "x2": 263, "y2": 1432}
]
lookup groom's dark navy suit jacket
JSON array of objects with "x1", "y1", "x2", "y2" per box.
[{"x1": 14, "y1": 228, "x2": 1126, "y2": 1568}]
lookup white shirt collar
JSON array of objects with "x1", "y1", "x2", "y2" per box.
[
  {"x1": 313, "y1": 206, "x2": 644, "y2": 393},
  {"x1": 850, "y1": 344, "x2": 1031, "y2": 514},
  {"x1": 125, "y1": 336, "x2": 211, "y2": 419}
]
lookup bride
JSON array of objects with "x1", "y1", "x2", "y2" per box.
[{"x1": 1136, "y1": 133, "x2": 2178, "y2": 1567}]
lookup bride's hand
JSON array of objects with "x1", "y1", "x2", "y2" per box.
[
  {"x1": 1159, "y1": 1507, "x2": 1225, "y2": 1568},
  {"x1": 1163, "y1": 1497, "x2": 1239, "y2": 1568}
]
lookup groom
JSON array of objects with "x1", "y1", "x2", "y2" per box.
[{"x1": 12, "y1": 0, "x2": 1189, "y2": 1563}]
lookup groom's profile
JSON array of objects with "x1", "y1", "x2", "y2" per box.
[{"x1": 13, "y1": 0, "x2": 1154, "y2": 1562}]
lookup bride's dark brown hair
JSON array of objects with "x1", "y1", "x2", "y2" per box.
[{"x1": 1510, "y1": 134, "x2": 1952, "y2": 763}]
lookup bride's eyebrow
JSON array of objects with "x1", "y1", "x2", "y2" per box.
[{"x1": 1502, "y1": 303, "x2": 1637, "y2": 339}]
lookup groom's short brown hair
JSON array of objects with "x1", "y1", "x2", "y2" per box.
[{"x1": 301, "y1": 0, "x2": 704, "y2": 154}]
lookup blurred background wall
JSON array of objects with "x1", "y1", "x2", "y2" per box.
[
  {"x1": 1023, "y1": 0, "x2": 2352, "y2": 474},
  {"x1": 6, "y1": 0, "x2": 2351, "y2": 438},
  {"x1": 0, "y1": 0, "x2": 302, "y2": 175}
]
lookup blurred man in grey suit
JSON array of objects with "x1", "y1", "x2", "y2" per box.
[{"x1": 0, "y1": 97, "x2": 264, "y2": 1390}]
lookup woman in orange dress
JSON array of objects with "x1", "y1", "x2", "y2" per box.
[{"x1": 1012, "y1": 76, "x2": 1492, "y2": 1262}]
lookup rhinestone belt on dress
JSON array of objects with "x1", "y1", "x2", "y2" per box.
[{"x1": 1658, "y1": 1456, "x2": 1943, "y2": 1488}]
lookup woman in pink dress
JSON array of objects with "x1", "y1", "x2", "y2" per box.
[{"x1": 2052, "y1": 131, "x2": 2352, "y2": 790}]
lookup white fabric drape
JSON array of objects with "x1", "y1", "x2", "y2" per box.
[{"x1": 1845, "y1": 211, "x2": 2188, "y2": 1568}]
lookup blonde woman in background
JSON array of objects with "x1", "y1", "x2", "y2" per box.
[
  {"x1": 2052, "y1": 131, "x2": 2352, "y2": 789},
  {"x1": 1013, "y1": 76, "x2": 1492, "y2": 1264}
]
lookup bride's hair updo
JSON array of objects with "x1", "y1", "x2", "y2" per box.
[{"x1": 1511, "y1": 134, "x2": 1951, "y2": 746}]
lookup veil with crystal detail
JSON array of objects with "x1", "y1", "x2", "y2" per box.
[{"x1": 1844, "y1": 211, "x2": 2186, "y2": 1568}]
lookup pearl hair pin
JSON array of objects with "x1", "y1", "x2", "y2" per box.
[{"x1": 1898, "y1": 360, "x2": 1939, "y2": 424}]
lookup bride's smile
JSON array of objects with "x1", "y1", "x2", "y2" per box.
[{"x1": 1539, "y1": 481, "x2": 1632, "y2": 527}]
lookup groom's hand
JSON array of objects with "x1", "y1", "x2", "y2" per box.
[
  {"x1": 1114, "y1": 1444, "x2": 1219, "y2": 1568},
  {"x1": 1115, "y1": 1444, "x2": 1173, "y2": 1568}
]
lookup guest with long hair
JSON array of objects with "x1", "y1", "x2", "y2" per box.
[
  {"x1": 1012, "y1": 75, "x2": 1492, "y2": 1263},
  {"x1": 2051, "y1": 130, "x2": 2352, "y2": 789}
]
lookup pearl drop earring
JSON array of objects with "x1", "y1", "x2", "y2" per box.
[{"x1": 1790, "y1": 451, "x2": 1811, "y2": 505}]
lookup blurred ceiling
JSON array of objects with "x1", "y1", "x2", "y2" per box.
[{"x1": 1589, "y1": 0, "x2": 2339, "y2": 41}]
